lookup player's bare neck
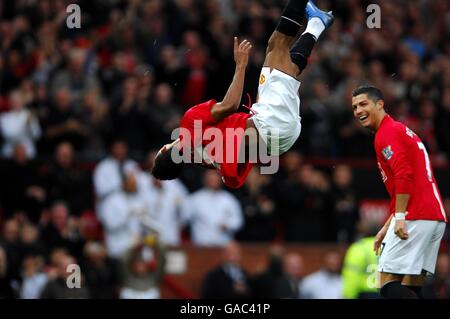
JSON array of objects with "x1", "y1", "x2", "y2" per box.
[{"x1": 374, "y1": 111, "x2": 388, "y2": 132}]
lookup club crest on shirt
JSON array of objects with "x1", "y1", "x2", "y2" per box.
[
  {"x1": 259, "y1": 74, "x2": 265, "y2": 85},
  {"x1": 382, "y1": 145, "x2": 394, "y2": 160}
]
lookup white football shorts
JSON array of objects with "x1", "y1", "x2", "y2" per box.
[
  {"x1": 250, "y1": 67, "x2": 301, "y2": 155},
  {"x1": 378, "y1": 218, "x2": 446, "y2": 275}
]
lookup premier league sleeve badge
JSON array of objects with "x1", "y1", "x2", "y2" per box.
[{"x1": 382, "y1": 145, "x2": 394, "y2": 160}]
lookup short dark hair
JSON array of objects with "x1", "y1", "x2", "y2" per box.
[
  {"x1": 352, "y1": 85, "x2": 384, "y2": 102},
  {"x1": 151, "y1": 149, "x2": 184, "y2": 180}
]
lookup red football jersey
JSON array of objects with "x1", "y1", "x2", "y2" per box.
[
  {"x1": 179, "y1": 99, "x2": 253, "y2": 189},
  {"x1": 374, "y1": 115, "x2": 447, "y2": 221}
]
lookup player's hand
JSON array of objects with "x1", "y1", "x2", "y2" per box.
[
  {"x1": 394, "y1": 220, "x2": 409, "y2": 240},
  {"x1": 233, "y1": 37, "x2": 252, "y2": 68},
  {"x1": 373, "y1": 227, "x2": 387, "y2": 255}
]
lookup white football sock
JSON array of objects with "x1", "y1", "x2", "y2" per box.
[{"x1": 302, "y1": 17, "x2": 325, "y2": 41}]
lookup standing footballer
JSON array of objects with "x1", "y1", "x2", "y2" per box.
[{"x1": 352, "y1": 85, "x2": 448, "y2": 299}]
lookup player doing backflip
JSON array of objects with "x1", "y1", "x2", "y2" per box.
[{"x1": 152, "y1": 1, "x2": 334, "y2": 188}]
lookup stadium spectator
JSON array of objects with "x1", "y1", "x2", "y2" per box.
[
  {"x1": 93, "y1": 139, "x2": 141, "y2": 204},
  {"x1": 41, "y1": 87, "x2": 88, "y2": 153},
  {"x1": 417, "y1": 99, "x2": 443, "y2": 163},
  {"x1": 118, "y1": 235, "x2": 166, "y2": 299},
  {"x1": 49, "y1": 48, "x2": 100, "y2": 105},
  {"x1": 0, "y1": 245, "x2": 14, "y2": 299},
  {"x1": 0, "y1": 90, "x2": 41, "y2": 159},
  {"x1": 299, "y1": 251, "x2": 343, "y2": 299},
  {"x1": 45, "y1": 142, "x2": 90, "y2": 216},
  {"x1": 81, "y1": 241, "x2": 121, "y2": 299},
  {"x1": 251, "y1": 246, "x2": 304, "y2": 299},
  {"x1": 39, "y1": 253, "x2": 90, "y2": 299},
  {"x1": 275, "y1": 164, "x2": 332, "y2": 242},
  {"x1": 282, "y1": 252, "x2": 305, "y2": 299},
  {"x1": 341, "y1": 218, "x2": 380, "y2": 299},
  {"x1": 0, "y1": 219, "x2": 22, "y2": 281},
  {"x1": 201, "y1": 241, "x2": 251, "y2": 299},
  {"x1": 0, "y1": 143, "x2": 46, "y2": 222},
  {"x1": 96, "y1": 172, "x2": 143, "y2": 259},
  {"x1": 436, "y1": 88, "x2": 450, "y2": 159},
  {"x1": 178, "y1": 31, "x2": 209, "y2": 108},
  {"x1": 19, "y1": 254, "x2": 48, "y2": 299},
  {"x1": 182, "y1": 170, "x2": 243, "y2": 247},
  {"x1": 139, "y1": 150, "x2": 188, "y2": 247},
  {"x1": 331, "y1": 164, "x2": 359, "y2": 243},
  {"x1": 154, "y1": 45, "x2": 188, "y2": 101},
  {"x1": 422, "y1": 253, "x2": 450, "y2": 299},
  {"x1": 235, "y1": 167, "x2": 278, "y2": 242},
  {"x1": 39, "y1": 201, "x2": 85, "y2": 260},
  {"x1": 300, "y1": 80, "x2": 336, "y2": 156},
  {"x1": 18, "y1": 223, "x2": 46, "y2": 261},
  {"x1": 443, "y1": 198, "x2": 450, "y2": 246},
  {"x1": 147, "y1": 83, "x2": 183, "y2": 149},
  {"x1": 78, "y1": 89, "x2": 112, "y2": 159},
  {"x1": 109, "y1": 76, "x2": 150, "y2": 156}
]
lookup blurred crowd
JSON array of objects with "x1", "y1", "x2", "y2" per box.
[
  {"x1": 199, "y1": 241, "x2": 450, "y2": 299},
  {"x1": 0, "y1": 0, "x2": 450, "y2": 299},
  {"x1": 1, "y1": 0, "x2": 450, "y2": 160}
]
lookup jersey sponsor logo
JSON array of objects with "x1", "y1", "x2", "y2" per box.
[
  {"x1": 382, "y1": 145, "x2": 394, "y2": 161},
  {"x1": 259, "y1": 74, "x2": 265, "y2": 85}
]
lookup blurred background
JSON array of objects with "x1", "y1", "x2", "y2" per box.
[{"x1": 0, "y1": 0, "x2": 449, "y2": 299}]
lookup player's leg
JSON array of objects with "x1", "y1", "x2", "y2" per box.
[
  {"x1": 401, "y1": 221, "x2": 447, "y2": 298},
  {"x1": 289, "y1": 1, "x2": 334, "y2": 77},
  {"x1": 379, "y1": 273, "x2": 419, "y2": 299},
  {"x1": 402, "y1": 272, "x2": 427, "y2": 298},
  {"x1": 377, "y1": 219, "x2": 416, "y2": 298},
  {"x1": 262, "y1": 0, "x2": 309, "y2": 78},
  {"x1": 290, "y1": 1, "x2": 334, "y2": 76},
  {"x1": 380, "y1": 272, "x2": 427, "y2": 299},
  {"x1": 264, "y1": 1, "x2": 334, "y2": 79}
]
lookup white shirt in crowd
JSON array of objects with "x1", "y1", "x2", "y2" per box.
[
  {"x1": 20, "y1": 273, "x2": 48, "y2": 299},
  {"x1": 0, "y1": 109, "x2": 41, "y2": 158},
  {"x1": 181, "y1": 188, "x2": 243, "y2": 247},
  {"x1": 120, "y1": 287, "x2": 160, "y2": 299},
  {"x1": 138, "y1": 173, "x2": 188, "y2": 246},
  {"x1": 299, "y1": 270, "x2": 343, "y2": 299},
  {"x1": 93, "y1": 157, "x2": 141, "y2": 200},
  {"x1": 97, "y1": 191, "x2": 143, "y2": 258}
]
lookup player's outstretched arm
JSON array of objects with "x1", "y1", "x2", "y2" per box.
[{"x1": 211, "y1": 37, "x2": 252, "y2": 121}]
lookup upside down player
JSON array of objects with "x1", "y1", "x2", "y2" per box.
[
  {"x1": 151, "y1": 0, "x2": 334, "y2": 188},
  {"x1": 352, "y1": 86, "x2": 448, "y2": 299}
]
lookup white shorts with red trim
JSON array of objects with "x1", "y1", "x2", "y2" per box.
[
  {"x1": 250, "y1": 67, "x2": 301, "y2": 155},
  {"x1": 378, "y1": 219, "x2": 446, "y2": 275}
]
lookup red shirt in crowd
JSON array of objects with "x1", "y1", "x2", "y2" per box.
[
  {"x1": 179, "y1": 99, "x2": 253, "y2": 189},
  {"x1": 374, "y1": 115, "x2": 447, "y2": 221}
]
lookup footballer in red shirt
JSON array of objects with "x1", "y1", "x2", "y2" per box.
[
  {"x1": 152, "y1": 1, "x2": 334, "y2": 188},
  {"x1": 352, "y1": 85, "x2": 448, "y2": 299}
]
